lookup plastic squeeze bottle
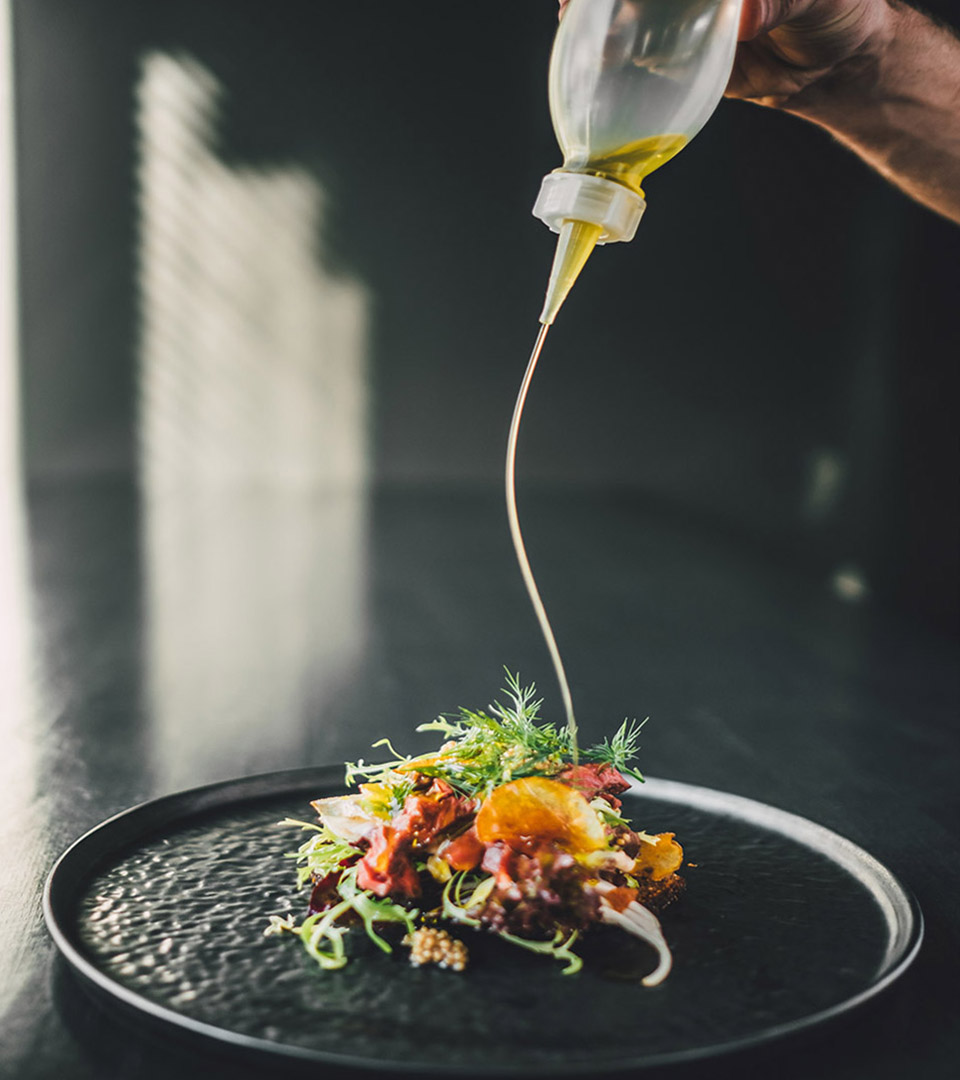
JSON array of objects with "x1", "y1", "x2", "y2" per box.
[{"x1": 534, "y1": 0, "x2": 744, "y2": 325}]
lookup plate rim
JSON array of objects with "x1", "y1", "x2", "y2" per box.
[{"x1": 43, "y1": 767, "x2": 924, "y2": 1076}]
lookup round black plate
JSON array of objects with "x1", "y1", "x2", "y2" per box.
[{"x1": 43, "y1": 768, "x2": 922, "y2": 1075}]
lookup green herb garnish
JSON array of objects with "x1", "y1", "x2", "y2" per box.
[{"x1": 346, "y1": 670, "x2": 645, "y2": 797}]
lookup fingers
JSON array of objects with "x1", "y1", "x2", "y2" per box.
[
  {"x1": 560, "y1": 0, "x2": 823, "y2": 40},
  {"x1": 557, "y1": 0, "x2": 811, "y2": 40},
  {"x1": 738, "y1": 0, "x2": 818, "y2": 41}
]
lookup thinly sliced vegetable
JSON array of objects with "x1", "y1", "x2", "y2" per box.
[{"x1": 595, "y1": 881, "x2": 673, "y2": 986}]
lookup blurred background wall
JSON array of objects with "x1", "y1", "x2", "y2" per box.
[{"x1": 10, "y1": 0, "x2": 959, "y2": 634}]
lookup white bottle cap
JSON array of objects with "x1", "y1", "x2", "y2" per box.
[{"x1": 532, "y1": 170, "x2": 646, "y2": 244}]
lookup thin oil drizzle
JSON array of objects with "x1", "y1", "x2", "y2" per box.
[{"x1": 505, "y1": 322, "x2": 578, "y2": 760}]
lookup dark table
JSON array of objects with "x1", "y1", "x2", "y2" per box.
[{"x1": 3, "y1": 480, "x2": 957, "y2": 1079}]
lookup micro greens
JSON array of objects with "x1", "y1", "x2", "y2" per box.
[
  {"x1": 579, "y1": 717, "x2": 647, "y2": 782},
  {"x1": 346, "y1": 671, "x2": 646, "y2": 798},
  {"x1": 441, "y1": 870, "x2": 495, "y2": 927},
  {"x1": 337, "y1": 866, "x2": 418, "y2": 952},
  {"x1": 439, "y1": 871, "x2": 583, "y2": 974},
  {"x1": 498, "y1": 928, "x2": 584, "y2": 975},
  {"x1": 280, "y1": 818, "x2": 357, "y2": 890},
  {"x1": 264, "y1": 905, "x2": 351, "y2": 970},
  {"x1": 266, "y1": 865, "x2": 417, "y2": 969},
  {"x1": 589, "y1": 797, "x2": 631, "y2": 829}
]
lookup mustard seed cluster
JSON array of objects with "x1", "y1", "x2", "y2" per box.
[{"x1": 403, "y1": 928, "x2": 468, "y2": 971}]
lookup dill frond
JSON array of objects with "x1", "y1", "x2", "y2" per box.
[
  {"x1": 581, "y1": 717, "x2": 647, "y2": 782},
  {"x1": 350, "y1": 671, "x2": 648, "y2": 795}
]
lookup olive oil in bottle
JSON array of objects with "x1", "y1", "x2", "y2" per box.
[
  {"x1": 538, "y1": 134, "x2": 688, "y2": 327},
  {"x1": 535, "y1": 0, "x2": 743, "y2": 324}
]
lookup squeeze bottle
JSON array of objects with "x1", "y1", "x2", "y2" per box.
[{"x1": 534, "y1": 0, "x2": 744, "y2": 325}]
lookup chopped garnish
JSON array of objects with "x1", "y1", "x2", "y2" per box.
[{"x1": 266, "y1": 673, "x2": 684, "y2": 980}]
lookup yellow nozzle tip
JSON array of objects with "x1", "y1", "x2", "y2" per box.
[{"x1": 540, "y1": 220, "x2": 603, "y2": 326}]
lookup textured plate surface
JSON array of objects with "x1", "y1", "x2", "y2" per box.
[{"x1": 44, "y1": 769, "x2": 922, "y2": 1075}]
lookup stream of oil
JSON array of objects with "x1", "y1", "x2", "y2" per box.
[
  {"x1": 504, "y1": 321, "x2": 579, "y2": 759},
  {"x1": 511, "y1": 137, "x2": 688, "y2": 756}
]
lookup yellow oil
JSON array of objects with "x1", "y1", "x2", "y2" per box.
[
  {"x1": 540, "y1": 134, "x2": 688, "y2": 326},
  {"x1": 540, "y1": 221, "x2": 604, "y2": 329},
  {"x1": 573, "y1": 133, "x2": 688, "y2": 198}
]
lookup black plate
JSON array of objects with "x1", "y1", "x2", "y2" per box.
[{"x1": 43, "y1": 768, "x2": 922, "y2": 1075}]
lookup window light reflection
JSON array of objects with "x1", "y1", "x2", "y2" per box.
[
  {"x1": 0, "y1": 0, "x2": 38, "y2": 1020},
  {"x1": 136, "y1": 52, "x2": 370, "y2": 789}
]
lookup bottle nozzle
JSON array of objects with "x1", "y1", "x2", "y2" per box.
[
  {"x1": 533, "y1": 171, "x2": 646, "y2": 324},
  {"x1": 539, "y1": 220, "x2": 602, "y2": 325}
]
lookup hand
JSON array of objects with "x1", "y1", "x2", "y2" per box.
[
  {"x1": 555, "y1": 0, "x2": 960, "y2": 222},
  {"x1": 557, "y1": 1, "x2": 896, "y2": 112},
  {"x1": 728, "y1": 0, "x2": 895, "y2": 108}
]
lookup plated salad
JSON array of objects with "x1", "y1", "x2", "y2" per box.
[{"x1": 266, "y1": 674, "x2": 684, "y2": 984}]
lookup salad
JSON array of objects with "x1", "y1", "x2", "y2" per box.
[{"x1": 266, "y1": 674, "x2": 684, "y2": 984}]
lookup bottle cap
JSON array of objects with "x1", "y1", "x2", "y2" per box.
[{"x1": 532, "y1": 170, "x2": 646, "y2": 244}]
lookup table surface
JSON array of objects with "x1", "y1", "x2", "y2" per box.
[{"x1": 3, "y1": 480, "x2": 957, "y2": 1080}]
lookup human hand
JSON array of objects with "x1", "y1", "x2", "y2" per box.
[
  {"x1": 555, "y1": 0, "x2": 960, "y2": 222},
  {"x1": 729, "y1": 0, "x2": 895, "y2": 108},
  {"x1": 730, "y1": 0, "x2": 960, "y2": 223},
  {"x1": 557, "y1": 1, "x2": 896, "y2": 112}
]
